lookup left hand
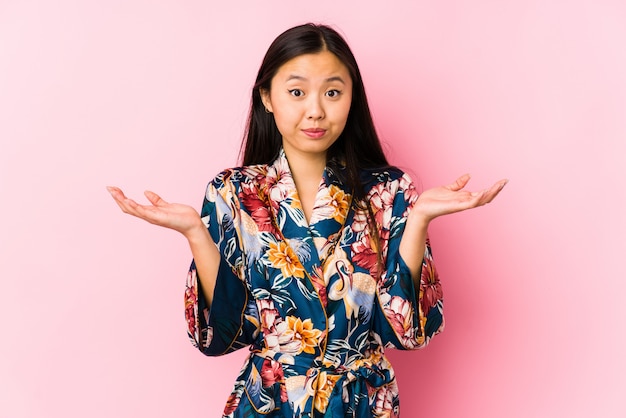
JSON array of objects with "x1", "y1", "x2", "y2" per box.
[{"x1": 412, "y1": 174, "x2": 508, "y2": 222}]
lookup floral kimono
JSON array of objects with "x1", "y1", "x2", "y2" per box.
[{"x1": 184, "y1": 150, "x2": 444, "y2": 417}]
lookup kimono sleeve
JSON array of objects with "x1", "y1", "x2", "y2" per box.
[
  {"x1": 184, "y1": 175, "x2": 258, "y2": 356},
  {"x1": 373, "y1": 172, "x2": 444, "y2": 350}
]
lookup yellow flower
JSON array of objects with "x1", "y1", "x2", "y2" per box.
[
  {"x1": 310, "y1": 184, "x2": 351, "y2": 225},
  {"x1": 283, "y1": 316, "x2": 322, "y2": 355},
  {"x1": 267, "y1": 241, "x2": 305, "y2": 278},
  {"x1": 326, "y1": 185, "x2": 350, "y2": 223},
  {"x1": 313, "y1": 371, "x2": 342, "y2": 413}
]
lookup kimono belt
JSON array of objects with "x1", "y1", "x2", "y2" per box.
[{"x1": 251, "y1": 351, "x2": 395, "y2": 417}]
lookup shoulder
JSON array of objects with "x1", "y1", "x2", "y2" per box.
[
  {"x1": 205, "y1": 163, "x2": 270, "y2": 199},
  {"x1": 359, "y1": 166, "x2": 416, "y2": 194},
  {"x1": 208, "y1": 163, "x2": 269, "y2": 189}
]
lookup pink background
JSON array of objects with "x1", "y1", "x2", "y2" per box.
[{"x1": 1, "y1": 1, "x2": 625, "y2": 417}]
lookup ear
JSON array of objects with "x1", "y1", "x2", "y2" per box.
[{"x1": 260, "y1": 88, "x2": 273, "y2": 113}]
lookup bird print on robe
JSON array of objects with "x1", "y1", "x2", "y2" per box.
[
  {"x1": 325, "y1": 246, "x2": 376, "y2": 325},
  {"x1": 184, "y1": 149, "x2": 444, "y2": 417}
]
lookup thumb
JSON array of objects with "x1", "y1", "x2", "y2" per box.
[
  {"x1": 448, "y1": 174, "x2": 471, "y2": 191},
  {"x1": 144, "y1": 190, "x2": 167, "y2": 206}
]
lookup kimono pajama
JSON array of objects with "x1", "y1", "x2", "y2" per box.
[{"x1": 184, "y1": 150, "x2": 444, "y2": 417}]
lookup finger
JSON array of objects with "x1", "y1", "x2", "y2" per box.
[
  {"x1": 485, "y1": 179, "x2": 508, "y2": 198},
  {"x1": 109, "y1": 189, "x2": 151, "y2": 217},
  {"x1": 107, "y1": 187, "x2": 136, "y2": 214},
  {"x1": 106, "y1": 186, "x2": 127, "y2": 202},
  {"x1": 144, "y1": 190, "x2": 167, "y2": 207},
  {"x1": 476, "y1": 179, "x2": 508, "y2": 206},
  {"x1": 120, "y1": 197, "x2": 147, "y2": 216},
  {"x1": 447, "y1": 174, "x2": 471, "y2": 191},
  {"x1": 125, "y1": 199, "x2": 166, "y2": 223}
]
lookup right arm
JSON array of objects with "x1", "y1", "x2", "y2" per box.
[
  {"x1": 108, "y1": 184, "x2": 257, "y2": 355},
  {"x1": 107, "y1": 187, "x2": 219, "y2": 304}
]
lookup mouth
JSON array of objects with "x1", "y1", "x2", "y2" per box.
[{"x1": 302, "y1": 128, "x2": 327, "y2": 139}]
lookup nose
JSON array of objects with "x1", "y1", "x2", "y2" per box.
[{"x1": 306, "y1": 96, "x2": 325, "y2": 120}]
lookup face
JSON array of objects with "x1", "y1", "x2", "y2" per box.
[{"x1": 260, "y1": 50, "x2": 353, "y2": 162}]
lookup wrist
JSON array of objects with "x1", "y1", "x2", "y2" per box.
[
  {"x1": 184, "y1": 223, "x2": 210, "y2": 245},
  {"x1": 407, "y1": 207, "x2": 431, "y2": 231}
]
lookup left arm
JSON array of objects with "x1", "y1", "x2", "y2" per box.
[{"x1": 399, "y1": 173, "x2": 508, "y2": 283}]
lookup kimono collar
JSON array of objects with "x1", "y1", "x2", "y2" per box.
[{"x1": 264, "y1": 148, "x2": 353, "y2": 265}]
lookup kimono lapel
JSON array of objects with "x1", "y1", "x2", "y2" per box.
[
  {"x1": 264, "y1": 150, "x2": 320, "y2": 276},
  {"x1": 263, "y1": 151, "x2": 352, "y2": 299},
  {"x1": 308, "y1": 164, "x2": 353, "y2": 267}
]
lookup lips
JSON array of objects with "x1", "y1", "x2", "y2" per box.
[{"x1": 302, "y1": 128, "x2": 327, "y2": 139}]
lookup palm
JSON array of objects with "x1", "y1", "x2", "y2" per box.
[
  {"x1": 107, "y1": 187, "x2": 203, "y2": 235},
  {"x1": 414, "y1": 174, "x2": 507, "y2": 221}
]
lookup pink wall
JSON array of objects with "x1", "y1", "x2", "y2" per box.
[{"x1": 1, "y1": 1, "x2": 624, "y2": 417}]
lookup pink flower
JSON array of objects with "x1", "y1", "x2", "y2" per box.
[
  {"x1": 383, "y1": 296, "x2": 417, "y2": 349},
  {"x1": 398, "y1": 174, "x2": 418, "y2": 206},
  {"x1": 239, "y1": 183, "x2": 275, "y2": 232},
  {"x1": 260, "y1": 358, "x2": 283, "y2": 385},
  {"x1": 184, "y1": 271, "x2": 198, "y2": 336},
  {"x1": 351, "y1": 207, "x2": 369, "y2": 233},
  {"x1": 260, "y1": 358, "x2": 287, "y2": 403},
  {"x1": 420, "y1": 256, "x2": 442, "y2": 316},
  {"x1": 265, "y1": 158, "x2": 295, "y2": 209},
  {"x1": 223, "y1": 391, "x2": 241, "y2": 415},
  {"x1": 309, "y1": 265, "x2": 328, "y2": 307},
  {"x1": 258, "y1": 299, "x2": 281, "y2": 335},
  {"x1": 372, "y1": 382, "x2": 400, "y2": 417},
  {"x1": 368, "y1": 182, "x2": 395, "y2": 227},
  {"x1": 351, "y1": 229, "x2": 388, "y2": 278}
]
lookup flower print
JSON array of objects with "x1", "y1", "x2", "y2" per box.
[
  {"x1": 351, "y1": 229, "x2": 388, "y2": 278},
  {"x1": 184, "y1": 280, "x2": 197, "y2": 336},
  {"x1": 383, "y1": 296, "x2": 417, "y2": 349},
  {"x1": 351, "y1": 235, "x2": 379, "y2": 277},
  {"x1": 223, "y1": 392, "x2": 241, "y2": 416},
  {"x1": 260, "y1": 358, "x2": 289, "y2": 402},
  {"x1": 420, "y1": 256, "x2": 442, "y2": 316},
  {"x1": 368, "y1": 182, "x2": 395, "y2": 227},
  {"x1": 310, "y1": 184, "x2": 351, "y2": 225},
  {"x1": 240, "y1": 182, "x2": 275, "y2": 232},
  {"x1": 308, "y1": 265, "x2": 328, "y2": 307},
  {"x1": 242, "y1": 166, "x2": 270, "y2": 191},
  {"x1": 353, "y1": 344, "x2": 384, "y2": 370},
  {"x1": 281, "y1": 316, "x2": 322, "y2": 355},
  {"x1": 265, "y1": 157, "x2": 297, "y2": 209},
  {"x1": 267, "y1": 241, "x2": 305, "y2": 279},
  {"x1": 258, "y1": 299, "x2": 282, "y2": 335},
  {"x1": 351, "y1": 206, "x2": 369, "y2": 233},
  {"x1": 269, "y1": 181, "x2": 298, "y2": 210},
  {"x1": 260, "y1": 358, "x2": 285, "y2": 387},
  {"x1": 287, "y1": 237, "x2": 311, "y2": 263},
  {"x1": 372, "y1": 381, "x2": 400, "y2": 418},
  {"x1": 272, "y1": 321, "x2": 302, "y2": 355},
  {"x1": 398, "y1": 174, "x2": 418, "y2": 206},
  {"x1": 313, "y1": 371, "x2": 342, "y2": 413}
]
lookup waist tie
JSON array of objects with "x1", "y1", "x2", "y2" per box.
[{"x1": 251, "y1": 351, "x2": 394, "y2": 417}]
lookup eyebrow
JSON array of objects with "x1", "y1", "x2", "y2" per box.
[{"x1": 285, "y1": 75, "x2": 346, "y2": 84}]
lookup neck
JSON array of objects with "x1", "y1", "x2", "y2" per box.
[{"x1": 283, "y1": 149, "x2": 327, "y2": 184}]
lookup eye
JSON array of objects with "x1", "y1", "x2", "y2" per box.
[
  {"x1": 288, "y1": 89, "x2": 304, "y2": 97},
  {"x1": 326, "y1": 89, "x2": 342, "y2": 98}
]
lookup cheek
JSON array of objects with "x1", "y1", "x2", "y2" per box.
[
  {"x1": 336, "y1": 101, "x2": 352, "y2": 126},
  {"x1": 272, "y1": 109, "x2": 296, "y2": 130}
]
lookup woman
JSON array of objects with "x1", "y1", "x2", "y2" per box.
[{"x1": 108, "y1": 23, "x2": 506, "y2": 417}]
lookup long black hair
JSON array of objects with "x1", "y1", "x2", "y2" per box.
[{"x1": 240, "y1": 23, "x2": 390, "y2": 201}]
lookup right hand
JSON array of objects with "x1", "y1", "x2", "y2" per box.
[{"x1": 107, "y1": 186, "x2": 204, "y2": 238}]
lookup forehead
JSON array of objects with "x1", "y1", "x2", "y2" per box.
[{"x1": 272, "y1": 50, "x2": 352, "y2": 83}]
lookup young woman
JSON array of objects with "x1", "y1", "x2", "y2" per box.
[{"x1": 108, "y1": 23, "x2": 506, "y2": 418}]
